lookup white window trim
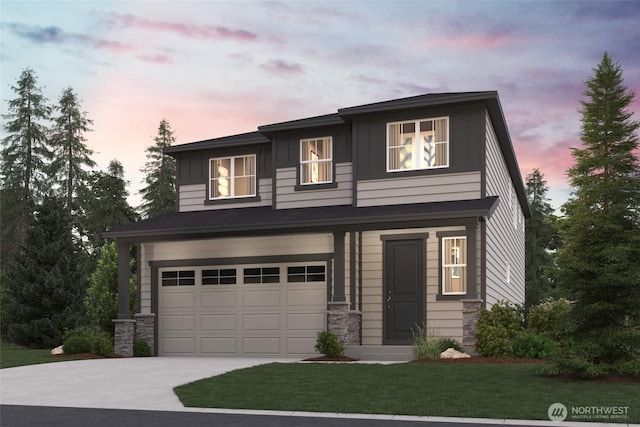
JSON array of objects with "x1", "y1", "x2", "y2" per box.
[
  {"x1": 386, "y1": 116, "x2": 449, "y2": 172},
  {"x1": 506, "y1": 262, "x2": 511, "y2": 284},
  {"x1": 442, "y1": 236, "x2": 466, "y2": 295},
  {"x1": 209, "y1": 154, "x2": 256, "y2": 200},
  {"x1": 300, "y1": 137, "x2": 333, "y2": 185}
]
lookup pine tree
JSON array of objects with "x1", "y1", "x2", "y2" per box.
[
  {"x1": 139, "y1": 119, "x2": 177, "y2": 218},
  {"x1": 556, "y1": 52, "x2": 640, "y2": 376},
  {"x1": 4, "y1": 196, "x2": 86, "y2": 348},
  {"x1": 77, "y1": 160, "x2": 139, "y2": 252},
  {"x1": 49, "y1": 87, "x2": 95, "y2": 215},
  {"x1": 1, "y1": 68, "x2": 52, "y2": 251},
  {"x1": 524, "y1": 169, "x2": 559, "y2": 309}
]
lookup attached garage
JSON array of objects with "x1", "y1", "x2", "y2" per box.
[{"x1": 158, "y1": 262, "x2": 327, "y2": 357}]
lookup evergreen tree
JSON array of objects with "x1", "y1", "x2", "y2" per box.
[
  {"x1": 78, "y1": 160, "x2": 139, "y2": 252},
  {"x1": 49, "y1": 87, "x2": 95, "y2": 215},
  {"x1": 139, "y1": 119, "x2": 177, "y2": 218},
  {"x1": 4, "y1": 196, "x2": 86, "y2": 348},
  {"x1": 556, "y1": 52, "x2": 640, "y2": 376},
  {"x1": 1, "y1": 68, "x2": 52, "y2": 250},
  {"x1": 84, "y1": 241, "x2": 137, "y2": 333},
  {"x1": 524, "y1": 169, "x2": 559, "y2": 309}
]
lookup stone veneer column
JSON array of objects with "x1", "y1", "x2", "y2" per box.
[
  {"x1": 135, "y1": 313, "x2": 156, "y2": 356},
  {"x1": 113, "y1": 319, "x2": 136, "y2": 357},
  {"x1": 327, "y1": 302, "x2": 349, "y2": 344},
  {"x1": 347, "y1": 311, "x2": 361, "y2": 345},
  {"x1": 461, "y1": 299, "x2": 483, "y2": 351}
]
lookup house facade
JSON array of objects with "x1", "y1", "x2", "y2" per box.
[{"x1": 104, "y1": 92, "x2": 530, "y2": 358}]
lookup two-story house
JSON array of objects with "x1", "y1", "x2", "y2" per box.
[{"x1": 104, "y1": 91, "x2": 530, "y2": 359}]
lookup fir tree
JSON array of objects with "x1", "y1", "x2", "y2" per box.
[
  {"x1": 49, "y1": 87, "x2": 95, "y2": 215},
  {"x1": 1, "y1": 68, "x2": 52, "y2": 250},
  {"x1": 4, "y1": 196, "x2": 86, "y2": 348},
  {"x1": 524, "y1": 169, "x2": 559, "y2": 308},
  {"x1": 556, "y1": 52, "x2": 640, "y2": 376},
  {"x1": 77, "y1": 160, "x2": 139, "y2": 252},
  {"x1": 139, "y1": 119, "x2": 177, "y2": 218}
]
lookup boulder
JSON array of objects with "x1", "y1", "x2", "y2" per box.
[
  {"x1": 51, "y1": 345, "x2": 64, "y2": 355},
  {"x1": 439, "y1": 348, "x2": 470, "y2": 359}
]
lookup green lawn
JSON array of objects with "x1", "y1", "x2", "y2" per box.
[
  {"x1": 0, "y1": 340, "x2": 93, "y2": 368},
  {"x1": 175, "y1": 362, "x2": 639, "y2": 423}
]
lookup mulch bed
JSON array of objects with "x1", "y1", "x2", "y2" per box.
[
  {"x1": 302, "y1": 356, "x2": 360, "y2": 362},
  {"x1": 412, "y1": 356, "x2": 545, "y2": 364}
]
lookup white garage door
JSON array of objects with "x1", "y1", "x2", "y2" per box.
[{"x1": 158, "y1": 262, "x2": 327, "y2": 356}]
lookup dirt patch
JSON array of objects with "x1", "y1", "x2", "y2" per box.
[{"x1": 45, "y1": 353, "x2": 122, "y2": 360}]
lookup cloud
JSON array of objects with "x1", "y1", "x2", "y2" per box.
[
  {"x1": 259, "y1": 59, "x2": 304, "y2": 76},
  {"x1": 107, "y1": 13, "x2": 257, "y2": 42},
  {"x1": 422, "y1": 32, "x2": 523, "y2": 51},
  {"x1": 4, "y1": 23, "x2": 135, "y2": 52},
  {"x1": 137, "y1": 54, "x2": 173, "y2": 64}
]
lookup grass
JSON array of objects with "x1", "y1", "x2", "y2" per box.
[
  {"x1": 174, "y1": 362, "x2": 639, "y2": 423},
  {"x1": 0, "y1": 340, "x2": 94, "y2": 369}
]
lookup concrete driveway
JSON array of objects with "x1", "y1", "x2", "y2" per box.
[{"x1": 0, "y1": 357, "x2": 291, "y2": 411}]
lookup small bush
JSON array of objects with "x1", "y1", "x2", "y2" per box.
[
  {"x1": 134, "y1": 338, "x2": 152, "y2": 357},
  {"x1": 475, "y1": 301, "x2": 522, "y2": 357},
  {"x1": 63, "y1": 335, "x2": 93, "y2": 354},
  {"x1": 527, "y1": 298, "x2": 572, "y2": 338},
  {"x1": 314, "y1": 330, "x2": 345, "y2": 357},
  {"x1": 63, "y1": 326, "x2": 113, "y2": 356},
  {"x1": 512, "y1": 332, "x2": 558, "y2": 359},
  {"x1": 411, "y1": 325, "x2": 464, "y2": 359}
]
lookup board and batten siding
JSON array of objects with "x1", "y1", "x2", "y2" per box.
[
  {"x1": 356, "y1": 172, "x2": 481, "y2": 208},
  {"x1": 360, "y1": 227, "x2": 480, "y2": 345},
  {"x1": 275, "y1": 163, "x2": 353, "y2": 209},
  {"x1": 138, "y1": 233, "x2": 334, "y2": 315},
  {"x1": 484, "y1": 112, "x2": 525, "y2": 307},
  {"x1": 178, "y1": 178, "x2": 272, "y2": 212}
]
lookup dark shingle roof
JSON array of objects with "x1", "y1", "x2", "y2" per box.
[{"x1": 102, "y1": 197, "x2": 499, "y2": 241}]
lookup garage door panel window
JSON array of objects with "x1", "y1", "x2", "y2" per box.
[
  {"x1": 287, "y1": 265, "x2": 326, "y2": 282},
  {"x1": 244, "y1": 267, "x2": 280, "y2": 284},
  {"x1": 162, "y1": 270, "x2": 195, "y2": 286},
  {"x1": 202, "y1": 269, "x2": 237, "y2": 285}
]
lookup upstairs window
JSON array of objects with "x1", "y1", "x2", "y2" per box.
[
  {"x1": 387, "y1": 117, "x2": 449, "y2": 172},
  {"x1": 442, "y1": 237, "x2": 466, "y2": 295},
  {"x1": 209, "y1": 154, "x2": 256, "y2": 199},
  {"x1": 300, "y1": 137, "x2": 332, "y2": 185}
]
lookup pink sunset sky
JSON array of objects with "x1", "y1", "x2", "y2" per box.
[{"x1": 1, "y1": 1, "x2": 639, "y2": 211}]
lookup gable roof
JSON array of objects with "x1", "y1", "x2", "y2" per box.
[{"x1": 103, "y1": 197, "x2": 499, "y2": 242}]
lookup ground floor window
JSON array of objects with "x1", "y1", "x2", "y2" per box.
[{"x1": 442, "y1": 236, "x2": 466, "y2": 295}]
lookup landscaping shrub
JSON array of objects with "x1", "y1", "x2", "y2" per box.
[
  {"x1": 512, "y1": 332, "x2": 558, "y2": 359},
  {"x1": 411, "y1": 325, "x2": 441, "y2": 360},
  {"x1": 314, "y1": 330, "x2": 345, "y2": 357},
  {"x1": 134, "y1": 338, "x2": 152, "y2": 357},
  {"x1": 475, "y1": 301, "x2": 521, "y2": 357},
  {"x1": 411, "y1": 325, "x2": 464, "y2": 359},
  {"x1": 63, "y1": 335, "x2": 93, "y2": 354},
  {"x1": 63, "y1": 326, "x2": 113, "y2": 356},
  {"x1": 527, "y1": 298, "x2": 572, "y2": 338}
]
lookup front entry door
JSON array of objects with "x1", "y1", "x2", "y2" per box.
[{"x1": 383, "y1": 239, "x2": 425, "y2": 344}]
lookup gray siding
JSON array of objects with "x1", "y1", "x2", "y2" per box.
[
  {"x1": 360, "y1": 227, "x2": 481, "y2": 345},
  {"x1": 178, "y1": 178, "x2": 272, "y2": 212},
  {"x1": 357, "y1": 172, "x2": 481, "y2": 207},
  {"x1": 484, "y1": 112, "x2": 525, "y2": 307},
  {"x1": 275, "y1": 163, "x2": 353, "y2": 209}
]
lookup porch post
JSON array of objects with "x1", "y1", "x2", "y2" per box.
[
  {"x1": 465, "y1": 222, "x2": 478, "y2": 299},
  {"x1": 113, "y1": 239, "x2": 134, "y2": 356},
  {"x1": 332, "y1": 231, "x2": 346, "y2": 302}
]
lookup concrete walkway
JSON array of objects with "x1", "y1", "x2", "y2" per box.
[{"x1": 1, "y1": 358, "x2": 635, "y2": 427}]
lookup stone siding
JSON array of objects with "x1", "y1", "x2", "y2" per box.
[
  {"x1": 462, "y1": 299, "x2": 483, "y2": 351},
  {"x1": 135, "y1": 314, "x2": 156, "y2": 356},
  {"x1": 113, "y1": 319, "x2": 136, "y2": 357}
]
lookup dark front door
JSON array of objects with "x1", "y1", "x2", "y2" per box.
[{"x1": 383, "y1": 239, "x2": 425, "y2": 344}]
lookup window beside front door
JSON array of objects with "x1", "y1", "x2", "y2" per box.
[
  {"x1": 442, "y1": 236, "x2": 466, "y2": 295},
  {"x1": 209, "y1": 154, "x2": 256, "y2": 199},
  {"x1": 387, "y1": 117, "x2": 449, "y2": 172},
  {"x1": 300, "y1": 137, "x2": 332, "y2": 185}
]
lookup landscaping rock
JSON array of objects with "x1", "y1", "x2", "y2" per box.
[
  {"x1": 440, "y1": 348, "x2": 470, "y2": 359},
  {"x1": 51, "y1": 345, "x2": 64, "y2": 355}
]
